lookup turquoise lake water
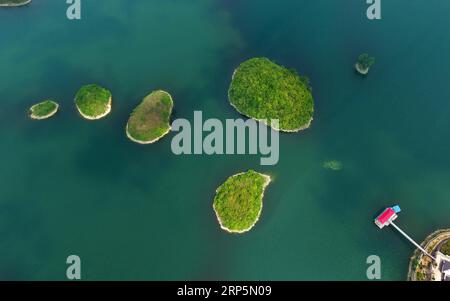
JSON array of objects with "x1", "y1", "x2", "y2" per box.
[{"x1": 1, "y1": 0, "x2": 449, "y2": 280}]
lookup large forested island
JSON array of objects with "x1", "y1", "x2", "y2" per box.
[
  {"x1": 213, "y1": 170, "x2": 271, "y2": 234},
  {"x1": 74, "y1": 84, "x2": 112, "y2": 120},
  {"x1": 126, "y1": 90, "x2": 174, "y2": 144},
  {"x1": 0, "y1": 0, "x2": 31, "y2": 7},
  {"x1": 29, "y1": 100, "x2": 59, "y2": 120},
  {"x1": 228, "y1": 57, "x2": 314, "y2": 132}
]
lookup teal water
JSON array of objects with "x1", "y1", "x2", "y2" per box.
[{"x1": 1, "y1": 0, "x2": 449, "y2": 280}]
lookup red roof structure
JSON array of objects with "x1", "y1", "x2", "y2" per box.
[{"x1": 377, "y1": 208, "x2": 395, "y2": 224}]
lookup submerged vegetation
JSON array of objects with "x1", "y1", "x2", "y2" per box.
[
  {"x1": 126, "y1": 90, "x2": 174, "y2": 144},
  {"x1": 228, "y1": 57, "x2": 314, "y2": 132},
  {"x1": 213, "y1": 170, "x2": 271, "y2": 233},
  {"x1": 75, "y1": 84, "x2": 112, "y2": 120},
  {"x1": 29, "y1": 100, "x2": 59, "y2": 120},
  {"x1": 322, "y1": 160, "x2": 343, "y2": 171}
]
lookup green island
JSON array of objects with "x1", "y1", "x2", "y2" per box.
[
  {"x1": 355, "y1": 53, "x2": 375, "y2": 75},
  {"x1": 0, "y1": 0, "x2": 31, "y2": 7},
  {"x1": 126, "y1": 90, "x2": 174, "y2": 144},
  {"x1": 28, "y1": 100, "x2": 59, "y2": 120},
  {"x1": 74, "y1": 84, "x2": 112, "y2": 120},
  {"x1": 322, "y1": 160, "x2": 343, "y2": 171},
  {"x1": 228, "y1": 57, "x2": 314, "y2": 132},
  {"x1": 407, "y1": 229, "x2": 450, "y2": 281},
  {"x1": 213, "y1": 170, "x2": 271, "y2": 234}
]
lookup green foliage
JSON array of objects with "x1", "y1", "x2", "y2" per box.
[
  {"x1": 228, "y1": 57, "x2": 314, "y2": 131},
  {"x1": 411, "y1": 258, "x2": 419, "y2": 269},
  {"x1": 29, "y1": 100, "x2": 58, "y2": 117},
  {"x1": 440, "y1": 240, "x2": 450, "y2": 255},
  {"x1": 416, "y1": 271, "x2": 426, "y2": 281},
  {"x1": 127, "y1": 90, "x2": 173, "y2": 142},
  {"x1": 75, "y1": 84, "x2": 111, "y2": 117},
  {"x1": 357, "y1": 53, "x2": 375, "y2": 70},
  {"x1": 213, "y1": 170, "x2": 270, "y2": 232},
  {"x1": 299, "y1": 75, "x2": 312, "y2": 92}
]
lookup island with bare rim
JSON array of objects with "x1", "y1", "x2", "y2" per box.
[
  {"x1": 355, "y1": 53, "x2": 375, "y2": 75},
  {"x1": 74, "y1": 84, "x2": 112, "y2": 120},
  {"x1": 126, "y1": 90, "x2": 174, "y2": 144},
  {"x1": 213, "y1": 170, "x2": 271, "y2": 234},
  {"x1": 29, "y1": 100, "x2": 59, "y2": 120},
  {"x1": 228, "y1": 57, "x2": 314, "y2": 132},
  {"x1": 0, "y1": 0, "x2": 31, "y2": 7}
]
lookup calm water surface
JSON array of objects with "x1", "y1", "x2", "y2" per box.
[{"x1": 0, "y1": 0, "x2": 449, "y2": 280}]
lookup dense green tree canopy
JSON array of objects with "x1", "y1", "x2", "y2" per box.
[
  {"x1": 29, "y1": 100, "x2": 58, "y2": 117},
  {"x1": 441, "y1": 240, "x2": 450, "y2": 256},
  {"x1": 213, "y1": 170, "x2": 270, "y2": 233},
  {"x1": 228, "y1": 57, "x2": 314, "y2": 131},
  {"x1": 357, "y1": 53, "x2": 375, "y2": 70},
  {"x1": 75, "y1": 84, "x2": 111, "y2": 118}
]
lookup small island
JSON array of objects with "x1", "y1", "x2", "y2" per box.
[
  {"x1": 355, "y1": 53, "x2": 375, "y2": 75},
  {"x1": 407, "y1": 229, "x2": 450, "y2": 281},
  {"x1": 74, "y1": 84, "x2": 112, "y2": 120},
  {"x1": 28, "y1": 100, "x2": 59, "y2": 120},
  {"x1": 126, "y1": 90, "x2": 174, "y2": 144},
  {"x1": 0, "y1": 0, "x2": 31, "y2": 7},
  {"x1": 228, "y1": 57, "x2": 314, "y2": 132},
  {"x1": 213, "y1": 170, "x2": 271, "y2": 234}
]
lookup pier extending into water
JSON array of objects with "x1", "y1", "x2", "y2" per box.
[
  {"x1": 374, "y1": 205, "x2": 436, "y2": 261},
  {"x1": 390, "y1": 221, "x2": 436, "y2": 261}
]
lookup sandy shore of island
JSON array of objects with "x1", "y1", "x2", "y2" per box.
[
  {"x1": 213, "y1": 172, "x2": 272, "y2": 234},
  {"x1": 228, "y1": 69, "x2": 313, "y2": 133},
  {"x1": 29, "y1": 102, "x2": 59, "y2": 120},
  {"x1": 125, "y1": 123, "x2": 172, "y2": 145},
  {"x1": 76, "y1": 97, "x2": 112, "y2": 120},
  {"x1": 0, "y1": 0, "x2": 31, "y2": 7},
  {"x1": 355, "y1": 63, "x2": 369, "y2": 75}
]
